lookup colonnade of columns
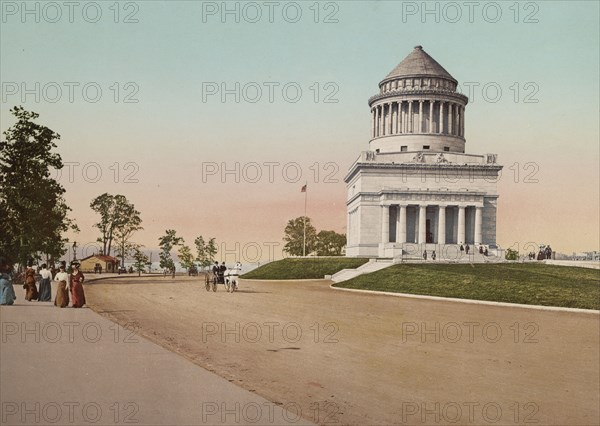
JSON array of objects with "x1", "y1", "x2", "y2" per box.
[
  {"x1": 381, "y1": 204, "x2": 483, "y2": 245},
  {"x1": 371, "y1": 100, "x2": 464, "y2": 138}
]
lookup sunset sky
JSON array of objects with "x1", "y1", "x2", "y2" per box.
[{"x1": 1, "y1": 1, "x2": 598, "y2": 262}]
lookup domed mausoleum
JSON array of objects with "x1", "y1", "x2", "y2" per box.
[{"x1": 345, "y1": 46, "x2": 502, "y2": 258}]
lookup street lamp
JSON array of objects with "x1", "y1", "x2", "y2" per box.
[{"x1": 72, "y1": 241, "x2": 78, "y2": 262}]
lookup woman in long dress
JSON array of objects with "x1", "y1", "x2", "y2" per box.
[
  {"x1": 54, "y1": 264, "x2": 69, "y2": 308},
  {"x1": 38, "y1": 263, "x2": 52, "y2": 301},
  {"x1": 69, "y1": 262, "x2": 86, "y2": 308},
  {"x1": 0, "y1": 260, "x2": 17, "y2": 306},
  {"x1": 23, "y1": 265, "x2": 38, "y2": 301}
]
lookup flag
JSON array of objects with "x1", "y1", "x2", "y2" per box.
[{"x1": 301, "y1": 184, "x2": 307, "y2": 192}]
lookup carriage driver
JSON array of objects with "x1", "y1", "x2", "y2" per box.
[{"x1": 212, "y1": 261, "x2": 219, "y2": 280}]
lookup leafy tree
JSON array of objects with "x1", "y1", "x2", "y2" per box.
[
  {"x1": 206, "y1": 238, "x2": 217, "y2": 266},
  {"x1": 178, "y1": 245, "x2": 195, "y2": 271},
  {"x1": 194, "y1": 236, "x2": 206, "y2": 268},
  {"x1": 283, "y1": 216, "x2": 317, "y2": 256},
  {"x1": 131, "y1": 245, "x2": 149, "y2": 276},
  {"x1": 195, "y1": 236, "x2": 218, "y2": 270},
  {"x1": 158, "y1": 229, "x2": 183, "y2": 271},
  {"x1": 90, "y1": 193, "x2": 142, "y2": 258},
  {"x1": 113, "y1": 202, "x2": 142, "y2": 267},
  {"x1": 315, "y1": 230, "x2": 346, "y2": 256},
  {"x1": 0, "y1": 106, "x2": 76, "y2": 267}
]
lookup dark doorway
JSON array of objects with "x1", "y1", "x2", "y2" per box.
[{"x1": 426, "y1": 219, "x2": 433, "y2": 243}]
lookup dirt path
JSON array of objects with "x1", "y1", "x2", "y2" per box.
[{"x1": 86, "y1": 276, "x2": 600, "y2": 425}]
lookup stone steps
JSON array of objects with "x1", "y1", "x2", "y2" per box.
[{"x1": 330, "y1": 259, "x2": 394, "y2": 283}]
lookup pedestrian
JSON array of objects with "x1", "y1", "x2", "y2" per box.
[
  {"x1": 69, "y1": 261, "x2": 86, "y2": 308},
  {"x1": 54, "y1": 264, "x2": 69, "y2": 308},
  {"x1": 465, "y1": 244, "x2": 470, "y2": 254},
  {"x1": 38, "y1": 263, "x2": 53, "y2": 302},
  {"x1": 432, "y1": 250, "x2": 436, "y2": 260},
  {"x1": 460, "y1": 244, "x2": 464, "y2": 254},
  {"x1": 484, "y1": 248, "x2": 489, "y2": 256},
  {"x1": 423, "y1": 251, "x2": 427, "y2": 260},
  {"x1": 23, "y1": 263, "x2": 38, "y2": 301},
  {"x1": 0, "y1": 259, "x2": 17, "y2": 306}
]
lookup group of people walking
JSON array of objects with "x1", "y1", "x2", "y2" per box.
[{"x1": 0, "y1": 259, "x2": 86, "y2": 308}]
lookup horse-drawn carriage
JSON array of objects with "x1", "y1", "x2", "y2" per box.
[{"x1": 204, "y1": 263, "x2": 241, "y2": 293}]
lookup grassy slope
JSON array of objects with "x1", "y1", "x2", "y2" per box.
[
  {"x1": 241, "y1": 258, "x2": 369, "y2": 280},
  {"x1": 334, "y1": 263, "x2": 600, "y2": 310}
]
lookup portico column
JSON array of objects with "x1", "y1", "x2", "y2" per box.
[
  {"x1": 391, "y1": 103, "x2": 396, "y2": 134},
  {"x1": 408, "y1": 100, "x2": 413, "y2": 133},
  {"x1": 376, "y1": 106, "x2": 381, "y2": 137},
  {"x1": 474, "y1": 206, "x2": 483, "y2": 245},
  {"x1": 381, "y1": 205, "x2": 390, "y2": 243},
  {"x1": 396, "y1": 205, "x2": 407, "y2": 243},
  {"x1": 418, "y1": 100, "x2": 423, "y2": 133},
  {"x1": 457, "y1": 206, "x2": 466, "y2": 244},
  {"x1": 438, "y1": 205, "x2": 446, "y2": 245},
  {"x1": 418, "y1": 205, "x2": 427, "y2": 244},
  {"x1": 439, "y1": 101, "x2": 444, "y2": 134}
]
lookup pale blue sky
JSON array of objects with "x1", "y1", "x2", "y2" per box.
[{"x1": 1, "y1": 1, "x2": 599, "y2": 257}]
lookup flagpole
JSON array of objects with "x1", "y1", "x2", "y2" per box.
[{"x1": 303, "y1": 182, "x2": 307, "y2": 257}]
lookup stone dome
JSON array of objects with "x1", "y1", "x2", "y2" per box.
[{"x1": 382, "y1": 45, "x2": 457, "y2": 85}]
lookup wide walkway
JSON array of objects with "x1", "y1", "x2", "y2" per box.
[{"x1": 0, "y1": 277, "x2": 310, "y2": 425}]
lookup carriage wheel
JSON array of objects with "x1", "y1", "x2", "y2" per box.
[{"x1": 205, "y1": 279, "x2": 210, "y2": 292}]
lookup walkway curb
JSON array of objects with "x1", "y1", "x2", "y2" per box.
[{"x1": 329, "y1": 284, "x2": 600, "y2": 314}]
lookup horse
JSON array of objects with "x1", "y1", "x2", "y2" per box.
[{"x1": 224, "y1": 262, "x2": 242, "y2": 293}]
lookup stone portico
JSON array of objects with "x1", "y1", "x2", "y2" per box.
[{"x1": 346, "y1": 46, "x2": 502, "y2": 258}]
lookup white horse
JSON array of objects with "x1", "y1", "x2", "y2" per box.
[{"x1": 224, "y1": 262, "x2": 242, "y2": 293}]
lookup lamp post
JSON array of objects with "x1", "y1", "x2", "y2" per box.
[{"x1": 72, "y1": 241, "x2": 78, "y2": 262}]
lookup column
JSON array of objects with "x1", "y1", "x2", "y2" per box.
[
  {"x1": 418, "y1": 100, "x2": 423, "y2": 134},
  {"x1": 439, "y1": 101, "x2": 444, "y2": 134},
  {"x1": 390, "y1": 103, "x2": 395, "y2": 134},
  {"x1": 461, "y1": 106, "x2": 465, "y2": 136},
  {"x1": 371, "y1": 109, "x2": 376, "y2": 138},
  {"x1": 383, "y1": 104, "x2": 388, "y2": 136},
  {"x1": 448, "y1": 103, "x2": 453, "y2": 135},
  {"x1": 418, "y1": 205, "x2": 427, "y2": 244},
  {"x1": 429, "y1": 101, "x2": 434, "y2": 133},
  {"x1": 408, "y1": 101, "x2": 413, "y2": 133},
  {"x1": 474, "y1": 206, "x2": 483, "y2": 245},
  {"x1": 457, "y1": 206, "x2": 466, "y2": 244},
  {"x1": 396, "y1": 205, "x2": 407, "y2": 243},
  {"x1": 381, "y1": 205, "x2": 390, "y2": 243},
  {"x1": 376, "y1": 106, "x2": 381, "y2": 137},
  {"x1": 437, "y1": 205, "x2": 446, "y2": 245},
  {"x1": 398, "y1": 101, "x2": 403, "y2": 134}
]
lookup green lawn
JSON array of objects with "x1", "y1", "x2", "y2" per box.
[
  {"x1": 334, "y1": 263, "x2": 600, "y2": 310},
  {"x1": 241, "y1": 258, "x2": 369, "y2": 280}
]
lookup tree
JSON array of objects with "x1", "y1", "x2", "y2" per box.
[
  {"x1": 131, "y1": 245, "x2": 149, "y2": 276},
  {"x1": 194, "y1": 236, "x2": 206, "y2": 268},
  {"x1": 206, "y1": 238, "x2": 217, "y2": 266},
  {"x1": 0, "y1": 106, "x2": 76, "y2": 267},
  {"x1": 315, "y1": 230, "x2": 346, "y2": 256},
  {"x1": 283, "y1": 216, "x2": 317, "y2": 256},
  {"x1": 90, "y1": 193, "x2": 142, "y2": 258},
  {"x1": 178, "y1": 245, "x2": 195, "y2": 272},
  {"x1": 158, "y1": 229, "x2": 183, "y2": 271},
  {"x1": 113, "y1": 201, "x2": 143, "y2": 267},
  {"x1": 195, "y1": 236, "x2": 218, "y2": 270}
]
